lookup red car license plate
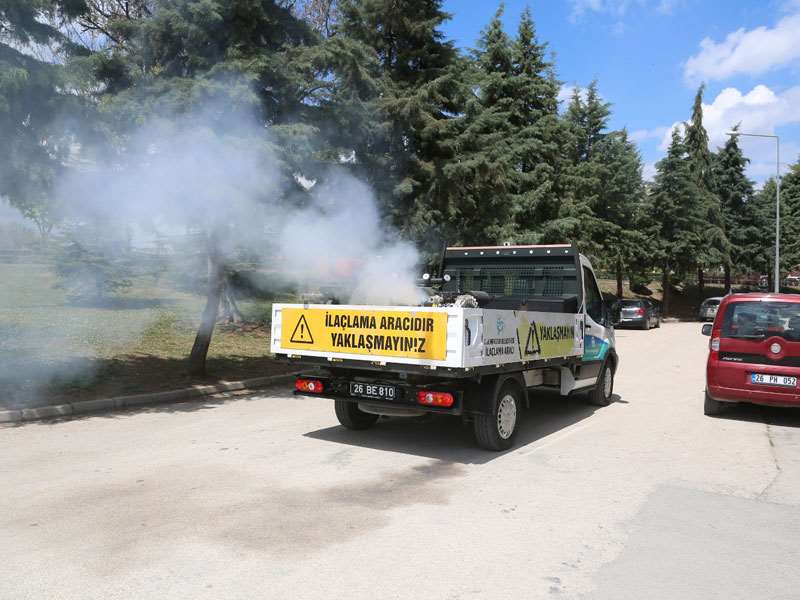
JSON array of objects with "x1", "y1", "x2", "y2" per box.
[{"x1": 751, "y1": 373, "x2": 798, "y2": 387}]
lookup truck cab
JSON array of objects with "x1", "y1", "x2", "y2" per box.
[{"x1": 273, "y1": 244, "x2": 617, "y2": 450}]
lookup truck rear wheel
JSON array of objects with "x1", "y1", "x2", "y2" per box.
[
  {"x1": 588, "y1": 361, "x2": 614, "y2": 406},
  {"x1": 474, "y1": 383, "x2": 521, "y2": 451},
  {"x1": 334, "y1": 400, "x2": 379, "y2": 430}
]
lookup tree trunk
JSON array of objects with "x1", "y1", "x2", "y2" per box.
[
  {"x1": 662, "y1": 264, "x2": 670, "y2": 317},
  {"x1": 723, "y1": 264, "x2": 731, "y2": 293},
  {"x1": 697, "y1": 267, "x2": 705, "y2": 296},
  {"x1": 221, "y1": 279, "x2": 244, "y2": 323},
  {"x1": 189, "y1": 231, "x2": 224, "y2": 376},
  {"x1": 616, "y1": 254, "x2": 624, "y2": 299}
]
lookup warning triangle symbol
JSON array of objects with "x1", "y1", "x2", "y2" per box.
[
  {"x1": 524, "y1": 322, "x2": 541, "y2": 356},
  {"x1": 290, "y1": 315, "x2": 314, "y2": 344}
]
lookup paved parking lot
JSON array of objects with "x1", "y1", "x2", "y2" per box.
[{"x1": 2, "y1": 322, "x2": 799, "y2": 599}]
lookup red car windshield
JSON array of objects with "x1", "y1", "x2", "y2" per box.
[{"x1": 721, "y1": 301, "x2": 800, "y2": 341}]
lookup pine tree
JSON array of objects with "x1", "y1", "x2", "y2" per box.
[
  {"x1": 646, "y1": 129, "x2": 705, "y2": 315},
  {"x1": 91, "y1": 0, "x2": 378, "y2": 375},
  {"x1": 433, "y1": 6, "x2": 515, "y2": 244},
  {"x1": 433, "y1": 6, "x2": 565, "y2": 245},
  {"x1": 712, "y1": 128, "x2": 758, "y2": 290},
  {"x1": 779, "y1": 161, "x2": 800, "y2": 275},
  {"x1": 545, "y1": 79, "x2": 631, "y2": 269},
  {"x1": 0, "y1": 0, "x2": 91, "y2": 237},
  {"x1": 336, "y1": 0, "x2": 465, "y2": 245},
  {"x1": 508, "y1": 7, "x2": 565, "y2": 231},
  {"x1": 594, "y1": 130, "x2": 647, "y2": 297},
  {"x1": 684, "y1": 84, "x2": 728, "y2": 293}
]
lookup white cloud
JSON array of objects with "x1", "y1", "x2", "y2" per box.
[
  {"x1": 648, "y1": 85, "x2": 800, "y2": 181},
  {"x1": 568, "y1": 0, "x2": 672, "y2": 21},
  {"x1": 568, "y1": 0, "x2": 606, "y2": 21},
  {"x1": 656, "y1": 0, "x2": 679, "y2": 15},
  {"x1": 684, "y1": 13, "x2": 800, "y2": 83},
  {"x1": 630, "y1": 126, "x2": 669, "y2": 142},
  {"x1": 558, "y1": 84, "x2": 606, "y2": 105},
  {"x1": 558, "y1": 85, "x2": 576, "y2": 104},
  {"x1": 657, "y1": 85, "x2": 800, "y2": 153},
  {"x1": 557, "y1": 84, "x2": 593, "y2": 104},
  {"x1": 642, "y1": 162, "x2": 657, "y2": 181}
]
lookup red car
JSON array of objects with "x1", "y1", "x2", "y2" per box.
[{"x1": 702, "y1": 293, "x2": 800, "y2": 415}]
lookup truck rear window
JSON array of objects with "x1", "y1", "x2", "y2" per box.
[
  {"x1": 721, "y1": 301, "x2": 800, "y2": 341},
  {"x1": 442, "y1": 261, "x2": 579, "y2": 300}
]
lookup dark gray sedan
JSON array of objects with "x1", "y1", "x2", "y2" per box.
[{"x1": 614, "y1": 298, "x2": 661, "y2": 330}]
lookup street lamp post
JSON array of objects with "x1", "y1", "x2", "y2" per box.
[{"x1": 726, "y1": 131, "x2": 781, "y2": 293}]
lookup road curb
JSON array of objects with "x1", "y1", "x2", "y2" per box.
[{"x1": 0, "y1": 372, "x2": 300, "y2": 424}]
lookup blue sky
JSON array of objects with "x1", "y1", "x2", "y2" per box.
[{"x1": 442, "y1": 0, "x2": 800, "y2": 183}]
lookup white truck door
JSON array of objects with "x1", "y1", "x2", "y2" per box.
[{"x1": 579, "y1": 258, "x2": 615, "y2": 369}]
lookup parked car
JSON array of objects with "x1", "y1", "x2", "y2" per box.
[
  {"x1": 698, "y1": 297, "x2": 722, "y2": 321},
  {"x1": 702, "y1": 293, "x2": 800, "y2": 415},
  {"x1": 614, "y1": 298, "x2": 661, "y2": 330}
]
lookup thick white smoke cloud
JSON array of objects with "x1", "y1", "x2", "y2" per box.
[
  {"x1": 51, "y1": 105, "x2": 425, "y2": 306},
  {"x1": 1, "y1": 102, "x2": 425, "y2": 407},
  {"x1": 278, "y1": 172, "x2": 425, "y2": 305}
]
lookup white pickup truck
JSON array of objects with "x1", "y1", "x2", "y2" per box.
[{"x1": 271, "y1": 244, "x2": 617, "y2": 450}]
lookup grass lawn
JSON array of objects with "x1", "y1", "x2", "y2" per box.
[{"x1": 0, "y1": 262, "x2": 295, "y2": 409}]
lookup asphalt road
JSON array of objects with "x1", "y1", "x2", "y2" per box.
[{"x1": 2, "y1": 322, "x2": 800, "y2": 600}]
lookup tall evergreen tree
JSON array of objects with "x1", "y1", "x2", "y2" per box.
[
  {"x1": 779, "y1": 161, "x2": 800, "y2": 275},
  {"x1": 684, "y1": 84, "x2": 728, "y2": 293},
  {"x1": 337, "y1": 0, "x2": 465, "y2": 245},
  {"x1": 544, "y1": 79, "x2": 642, "y2": 278},
  {"x1": 0, "y1": 0, "x2": 91, "y2": 237},
  {"x1": 594, "y1": 130, "x2": 647, "y2": 297},
  {"x1": 435, "y1": 5, "x2": 565, "y2": 244},
  {"x1": 436, "y1": 5, "x2": 516, "y2": 244},
  {"x1": 88, "y1": 0, "x2": 378, "y2": 375},
  {"x1": 751, "y1": 178, "x2": 780, "y2": 286},
  {"x1": 646, "y1": 129, "x2": 705, "y2": 315},
  {"x1": 712, "y1": 128, "x2": 759, "y2": 290},
  {"x1": 507, "y1": 7, "x2": 565, "y2": 232}
]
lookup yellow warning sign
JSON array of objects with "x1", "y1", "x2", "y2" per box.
[
  {"x1": 281, "y1": 307, "x2": 448, "y2": 360},
  {"x1": 517, "y1": 316, "x2": 575, "y2": 359},
  {"x1": 290, "y1": 314, "x2": 314, "y2": 344}
]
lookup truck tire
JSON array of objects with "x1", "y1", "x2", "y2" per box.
[
  {"x1": 473, "y1": 382, "x2": 521, "y2": 451},
  {"x1": 703, "y1": 391, "x2": 724, "y2": 416},
  {"x1": 588, "y1": 361, "x2": 614, "y2": 406},
  {"x1": 335, "y1": 400, "x2": 379, "y2": 430}
]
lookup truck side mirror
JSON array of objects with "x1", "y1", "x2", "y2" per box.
[{"x1": 701, "y1": 324, "x2": 712, "y2": 336}]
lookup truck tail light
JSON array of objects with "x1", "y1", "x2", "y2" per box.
[
  {"x1": 296, "y1": 378, "x2": 325, "y2": 393},
  {"x1": 710, "y1": 337, "x2": 720, "y2": 352},
  {"x1": 417, "y1": 390, "x2": 455, "y2": 407}
]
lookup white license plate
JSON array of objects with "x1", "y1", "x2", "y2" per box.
[
  {"x1": 751, "y1": 373, "x2": 798, "y2": 387},
  {"x1": 350, "y1": 382, "x2": 398, "y2": 400}
]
